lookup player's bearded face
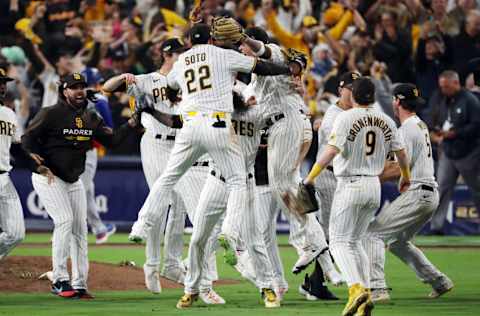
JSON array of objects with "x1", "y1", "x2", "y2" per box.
[{"x1": 64, "y1": 84, "x2": 87, "y2": 107}]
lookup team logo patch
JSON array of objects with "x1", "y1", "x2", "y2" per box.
[
  {"x1": 0, "y1": 68, "x2": 5, "y2": 76},
  {"x1": 351, "y1": 72, "x2": 360, "y2": 79},
  {"x1": 413, "y1": 88, "x2": 419, "y2": 97},
  {"x1": 73, "y1": 73, "x2": 81, "y2": 80},
  {"x1": 75, "y1": 117, "x2": 83, "y2": 128}
]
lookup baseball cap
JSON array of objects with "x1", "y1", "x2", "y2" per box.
[
  {"x1": 188, "y1": 23, "x2": 211, "y2": 45},
  {"x1": 81, "y1": 67, "x2": 104, "y2": 86},
  {"x1": 245, "y1": 27, "x2": 270, "y2": 44},
  {"x1": 61, "y1": 73, "x2": 87, "y2": 89},
  {"x1": 160, "y1": 38, "x2": 185, "y2": 53},
  {"x1": 0, "y1": 68, "x2": 14, "y2": 82},
  {"x1": 338, "y1": 71, "x2": 361, "y2": 89},
  {"x1": 352, "y1": 77, "x2": 375, "y2": 105},
  {"x1": 393, "y1": 83, "x2": 425, "y2": 110}
]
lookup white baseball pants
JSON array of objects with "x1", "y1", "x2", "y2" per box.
[
  {"x1": 0, "y1": 173, "x2": 25, "y2": 260},
  {"x1": 329, "y1": 176, "x2": 381, "y2": 288},
  {"x1": 364, "y1": 186, "x2": 444, "y2": 289},
  {"x1": 32, "y1": 173, "x2": 88, "y2": 289}
]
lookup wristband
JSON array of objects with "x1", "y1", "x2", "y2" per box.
[{"x1": 306, "y1": 163, "x2": 323, "y2": 183}]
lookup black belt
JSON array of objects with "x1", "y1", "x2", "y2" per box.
[
  {"x1": 0, "y1": 170, "x2": 6, "y2": 175},
  {"x1": 265, "y1": 113, "x2": 285, "y2": 127},
  {"x1": 299, "y1": 109, "x2": 306, "y2": 115},
  {"x1": 193, "y1": 161, "x2": 209, "y2": 167},
  {"x1": 210, "y1": 170, "x2": 226, "y2": 182},
  {"x1": 326, "y1": 166, "x2": 334, "y2": 172},
  {"x1": 248, "y1": 173, "x2": 253, "y2": 179},
  {"x1": 421, "y1": 184, "x2": 434, "y2": 192},
  {"x1": 155, "y1": 134, "x2": 176, "y2": 141}
]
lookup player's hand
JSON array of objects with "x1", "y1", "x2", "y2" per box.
[
  {"x1": 37, "y1": 166, "x2": 55, "y2": 185},
  {"x1": 398, "y1": 177, "x2": 410, "y2": 193},
  {"x1": 246, "y1": 96, "x2": 257, "y2": 106},
  {"x1": 443, "y1": 130, "x2": 456, "y2": 140},
  {"x1": 123, "y1": 73, "x2": 136, "y2": 85},
  {"x1": 29, "y1": 153, "x2": 45, "y2": 165}
]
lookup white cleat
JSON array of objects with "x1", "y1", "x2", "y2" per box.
[
  {"x1": 429, "y1": 276, "x2": 454, "y2": 298},
  {"x1": 143, "y1": 264, "x2": 161, "y2": 294},
  {"x1": 129, "y1": 221, "x2": 147, "y2": 243},
  {"x1": 325, "y1": 268, "x2": 345, "y2": 287},
  {"x1": 160, "y1": 266, "x2": 186, "y2": 284},
  {"x1": 199, "y1": 289, "x2": 226, "y2": 305},
  {"x1": 292, "y1": 249, "x2": 321, "y2": 274},
  {"x1": 371, "y1": 288, "x2": 391, "y2": 303},
  {"x1": 298, "y1": 284, "x2": 320, "y2": 301}
]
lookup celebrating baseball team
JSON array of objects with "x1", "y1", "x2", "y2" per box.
[{"x1": 0, "y1": 2, "x2": 460, "y2": 316}]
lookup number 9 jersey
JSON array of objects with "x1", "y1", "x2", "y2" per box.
[
  {"x1": 167, "y1": 44, "x2": 256, "y2": 114},
  {"x1": 328, "y1": 107, "x2": 404, "y2": 177}
]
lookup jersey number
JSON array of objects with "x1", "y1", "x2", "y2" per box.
[
  {"x1": 365, "y1": 131, "x2": 376, "y2": 156},
  {"x1": 185, "y1": 66, "x2": 212, "y2": 93},
  {"x1": 425, "y1": 133, "x2": 432, "y2": 158}
]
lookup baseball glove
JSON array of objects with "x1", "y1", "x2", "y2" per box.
[
  {"x1": 295, "y1": 181, "x2": 319, "y2": 215},
  {"x1": 211, "y1": 17, "x2": 245, "y2": 45}
]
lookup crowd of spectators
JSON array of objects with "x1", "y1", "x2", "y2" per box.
[{"x1": 0, "y1": 0, "x2": 479, "y2": 154}]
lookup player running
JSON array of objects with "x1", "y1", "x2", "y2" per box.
[
  {"x1": 364, "y1": 83, "x2": 454, "y2": 303},
  {"x1": 304, "y1": 77, "x2": 410, "y2": 316}
]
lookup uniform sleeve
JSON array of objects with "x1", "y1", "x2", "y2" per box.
[
  {"x1": 126, "y1": 75, "x2": 146, "y2": 96},
  {"x1": 389, "y1": 123, "x2": 405, "y2": 152},
  {"x1": 399, "y1": 127, "x2": 413, "y2": 160},
  {"x1": 225, "y1": 49, "x2": 256, "y2": 74},
  {"x1": 167, "y1": 63, "x2": 180, "y2": 90},
  {"x1": 303, "y1": 117, "x2": 313, "y2": 143},
  {"x1": 22, "y1": 108, "x2": 51, "y2": 154},
  {"x1": 327, "y1": 113, "x2": 348, "y2": 152},
  {"x1": 266, "y1": 44, "x2": 286, "y2": 64},
  {"x1": 10, "y1": 112, "x2": 21, "y2": 143}
]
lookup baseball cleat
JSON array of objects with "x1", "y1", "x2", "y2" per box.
[
  {"x1": 371, "y1": 288, "x2": 390, "y2": 303},
  {"x1": 325, "y1": 268, "x2": 346, "y2": 287},
  {"x1": 96, "y1": 224, "x2": 116, "y2": 244},
  {"x1": 160, "y1": 265, "x2": 186, "y2": 284},
  {"x1": 199, "y1": 289, "x2": 226, "y2": 304},
  {"x1": 51, "y1": 281, "x2": 78, "y2": 298},
  {"x1": 292, "y1": 248, "x2": 321, "y2": 274},
  {"x1": 128, "y1": 221, "x2": 147, "y2": 243},
  {"x1": 75, "y1": 289, "x2": 95, "y2": 299},
  {"x1": 262, "y1": 288, "x2": 280, "y2": 308},
  {"x1": 355, "y1": 300, "x2": 374, "y2": 316},
  {"x1": 218, "y1": 234, "x2": 238, "y2": 266},
  {"x1": 176, "y1": 293, "x2": 199, "y2": 309},
  {"x1": 342, "y1": 284, "x2": 369, "y2": 316},
  {"x1": 429, "y1": 276, "x2": 454, "y2": 298},
  {"x1": 143, "y1": 264, "x2": 161, "y2": 294},
  {"x1": 299, "y1": 274, "x2": 339, "y2": 301}
]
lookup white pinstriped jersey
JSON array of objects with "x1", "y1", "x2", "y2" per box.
[
  {"x1": 400, "y1": 115, "x2": 436, "y2": 187},
  {"x1": 127, "y1": 73, "x2": 178, "y2": 137},
  {"x1": 0, "y1": 105, "x2": 19, "y2": 172},
  {"x1": 317, "y1": 103, "x2": 344, "y2": 161},
  {"x1": 251, "y1": 44, "x2": 305, "y2": 118},
  {"x1": 167, "y1": 44, "x2": 256, "y2": 114},
  {"x1": 233, "y1": 106, "x2": 264, "y2": 171},
  {"x1": 328, "y1": 107, "x2": 404, "y2": 177}
]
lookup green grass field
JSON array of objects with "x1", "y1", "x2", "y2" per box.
[{"x1": 2, "y1": 234, "x2": 479, "y2": 316}]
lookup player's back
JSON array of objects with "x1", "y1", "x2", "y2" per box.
[
  {"x1": 400, "y1": 115, "x2": 436, "y2": 186},
  {"x1": 168, "y1": 44, "x2": 255, "y2": 114},
  {"x1": 330, "y1": 107, "x2": 402, "y2": 177}
]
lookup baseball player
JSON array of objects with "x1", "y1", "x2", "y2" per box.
[
  {"x1": 304, "y1": 77, "x2": 410, "y2": 316},
  {"x1": 22, "y1": 73, "x2": 140, "y2": 299},
  {"x1": 127, "y1": 19, "x2": 291, "y2": 269},
  {"x1": 239, "y1": 27, "x2": 341, "y2": 285},
  {"x1": 364, "y1": 84, "x2": 453, "y2": 303},
  {"x1": 0, "y1": 69, "x2": 51, "y2": 260},
  {"x1": 103, "y1": 38, "x2": 221, "y2": 303},
  {"x1": 80, "y1": 68, "x2": 116, "y2": 244}
]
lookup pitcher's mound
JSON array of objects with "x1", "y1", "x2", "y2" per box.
[{"x1": 0, "y1": 256, "x2": 238, "y2": 293}]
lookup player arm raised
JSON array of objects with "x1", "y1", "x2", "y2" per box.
[
  {"x1": 242, "y1": 36, "x2": 272, "y2": 59},
  {"x1": 102, "y1": 73, "x2": 136, "y2": 94},
  {"x1": 90, "y1": 111, "x2": 141, "y2": 148}
]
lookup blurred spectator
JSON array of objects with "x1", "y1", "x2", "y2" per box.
[
  {"x1": 452, "y1": 9, "x2": 480, "y2": 82},
  {"x1": 373, "y1": 11, "x2": 414, "y2": 83},
  {"x1": 0, "y1": 0, "x2": 25, "y2": 46},
  {"x1": 415, "y1": 33, "x2": 453, "y2": 105},
  {"x1": 420, "y1": 0, "x2": 461, "y2": 37},
  {"x1": 347, "y1": 30, "x2": 375, "y2": 75},
  {"x1": 426, "y1": 71, "x2": 480, "y2": 234},
  {"x1": 365, "y1": 0, "x2": 419, "y2": 30},
  {"x1": 369, "y1": 60, "x2": 395, "y2": 119}
]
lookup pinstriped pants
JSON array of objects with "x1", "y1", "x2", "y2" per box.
[
  {"x1": 0, "y1": 174, "x2": 25, "y2": 260},
  {"x1": 364, "y1": 187, "x2": 443, "y2": 289},
  {"x1": 32, "y1": 173, "x2": 88, "y2": 289},
  {"x1": 314, "y1": 168, "x2": 337, "y2": 233},
  {"x1": 79, "y1": 149, "x2": 107, "y2": 235},
  {"x1": 329, "y1": 176, "x2": 380, "y2": 288}
]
